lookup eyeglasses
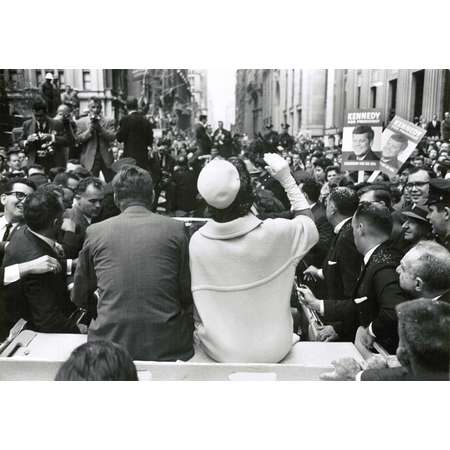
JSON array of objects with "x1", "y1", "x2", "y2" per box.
[
  {"x1": 405, "y1": 181, "x2": 429, "y2": 190},
  {"x1": 6, "y1": 191, "x2": 29, "y2": 201}
]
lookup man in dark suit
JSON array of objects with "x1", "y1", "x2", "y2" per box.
[
  {"x1": 279, "y1": 124, "x2": 295, "y2": 152},
  {"x1": 20, "y1": 97, "x2": 70, "y2": 173},
  {"x1": 301, "y1": 187, "x2": 362, "y2": 341},
  {"x1": 72, "y1": 165, "x2": 194, "y2": 361},
  {"x1": 212, "y1": 121, "x2": 232, "y2": 147},
  {"x1": 76, "y1": 97, "x2": 115, "y2": 182},
  {"x1": 1, "y1": 189, "x2": 79, "y2": 339},
  {"x1": 194, "y1": 114, "x2": 211, "y2": 155},
  {"x1": 300, "y1": 202, "x2": 408, "y2": 353},
  {"x1": 300, "y1": 179, "x2": 334, "y2": 270},
  {"x1": 348, "y1": 125, "x2": 379, "y2": 161},
  {"x1": 426, "y1": 114, "x2": 441, "y2": 139},
  {"x1": 116, "y1": 97, "x2": 154, "y2": 170},
  {"x1": 63, "y1": 177, "x2": 104, "y2": 257}
]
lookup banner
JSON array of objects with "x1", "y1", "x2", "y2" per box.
[
  {"x1": 342, "y1": 109, "x2": 383, "y2": 171},
  {"x1": 379, "y1": 116, "x2": 427, "y2": 176}
]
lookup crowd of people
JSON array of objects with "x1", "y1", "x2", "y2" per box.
[{"x1": 0, "y1": 82, "x2": 449, "y2": 381}]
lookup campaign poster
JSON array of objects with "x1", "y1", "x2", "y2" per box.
[
  {"x1": 379, "y1": 116, "x2": 427, "y2": 176},
  {"x1": 342, "y1": 109, "x2": 383, "y2": 171}
]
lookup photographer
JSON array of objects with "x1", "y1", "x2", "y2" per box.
[
  {"x1": 53, "y1": 105, "x2": 77, "y2": 167},
  {"x1": 20, "y1": 97, "x2": 64, "y2": 173},
  {"x1": 76, "y1": 97, "x2": 115, "y2": 182}
]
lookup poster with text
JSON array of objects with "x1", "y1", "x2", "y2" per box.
[
  {"x1": 342, "y1": 109, "x2": 383, "y2": 171},
  {"x1": 379, "y1": 116, "x2": 427, "y2": 176}
]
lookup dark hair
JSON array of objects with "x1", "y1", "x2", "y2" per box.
[
  {"x1": 328, "y1": 186, "x2": 359, "y2": 217},
  {"x1": 357, "y1": 184, "x2": 392, "y2": 210},
  {"x1": 4, "y1": 177, "x2": 36, "y2": 193},
  {"x1": 301, "y1": 179, "x2": 321, "y2": 203},
  {"x1": 207, "y1": 158, "x2": 255, "y2": 223},
  {"x1": 112, "y1": 165, "x2": 154, "y2": 208},
  {"x1": 89, "y1": 96, "x2": 102, "y2": 106},
  {"x1": 354, "y1": 202, "x2": 393, "y2": 237},
  {"x1": 397, "y1": 299, "x2": 450, "y2": 373},
  {"x1": 48, "y1": 166, "x2": 66, "y2": 181},
  {"x1": 313, "y1": 158, "x2": 328, "y2": 171},
  {"x1": 23, "y1": 189, "x2": 63, "y2": 232},
  {"x1": 55, "y1": 340, "x2": 138, "y2": 381},
  {"x1": 75, "y1": 176, "x2": 103, "y2": 196},
  {"x1": 353, "y1": 125, "x2": 374, "y2": 141},
  {"x1": 73, "y1": 167, "x2": 91, "y2": 179},
  {"x1": 408, "y1": 166, "x2": 436, "y2": 180},
  {"x1": 32, "y1": 96, "x2": 47, "y2": 113},
  {"x1": 126, "y1": 96, "x2": 138, "y2": 111},
  {"x1": 53, "y1": 172, "x2": 69, "y2": 187},
  {"x1": 27, "y1": 164, "x2": 45, "y2": 174},
  {"x1": 325, "y1": 165, "x2": 340, "y2": 177}
]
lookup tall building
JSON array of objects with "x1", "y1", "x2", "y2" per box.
[
  {"x1": 235, "y1": 69, "x2": 450, "y2": 139},
  {"x1": 188, "y1": 70, "x2": 208, "y2": 119}
]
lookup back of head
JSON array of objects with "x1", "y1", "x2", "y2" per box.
[
  {"x1": 358, "y1": 184, "x2": 392, "y2": 210},
  {"x1": 55, "y1": 340, "x2": 138, "y2": 381},
  {"x1": 396, "y1": 299, "x2": 450, "y2": 375},
  {"x1": 198, "y1": 158, "x2": 254, "y2": 223},
  {"x1": 112, "y1": 165, "x2": 154, "y2": 210},
  {"x1": 409, "y1": 241, "x2": 450, "y2": 293},
  {"x1": 23, "y1": 189, "x2": 63, "y2": 233},
  {"x1": 301, "y1": 179, "x2": 321, "y2": 203},
  {"x1": 328, "y1": 186, "x2": 359, "y2": 217},
  {"x1": 126, "y1": 96, "x2": 138, "y2": 111},
  {"x1": 354, "y1": 201, "x2": 393, "y2": 238}
]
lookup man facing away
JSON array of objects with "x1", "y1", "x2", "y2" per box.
[
  {"x1": 72, "y1": 165, "x2": 194, "y2": 361},
  {"x1": 189, "y1": 153, "x2": 318, "y2": 363}
]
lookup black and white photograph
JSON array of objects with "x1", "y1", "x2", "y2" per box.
[{"x1": 0, "y1": 2, "x2": 449, "y2": 450}]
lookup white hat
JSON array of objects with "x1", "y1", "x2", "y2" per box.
[
  {"x1": 45, "y1": 72, "x2": 54, "y2": 80},
  {"x1": 197, "y1": 159, "x2": 241, "y2": 209}
]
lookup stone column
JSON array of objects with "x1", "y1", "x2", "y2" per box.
[
  {"x1": 300, "y1": 69, "x2": 327, "y2": 137},
  {"x1": 422, "y1": 69, "x2": 444, "y2": 120}
]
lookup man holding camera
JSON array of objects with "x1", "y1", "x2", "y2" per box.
[{"x1": 76, "y1": 97, "x2": 115, "y2": 182}]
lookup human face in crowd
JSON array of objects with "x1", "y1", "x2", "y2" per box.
[
  {"x1": 427, "y1": 205, "x2": 448, "y2": 237},
  {"x1": 17, "y1": 151, "x2": 26, "y2": 167},
  {"x1": 352, "y1": 132, "x2": 371, "y2": 157},
  {"x1": 66, "y1": 176, "x2": 79, "y2": 192},
  {"x1": 89, "y1": 101, "x2": 102, "y2": 116},
  {"x1": 77, "y1": 184, "x2": 104, "y2": 219},
  {"x1": 406, "y1": 170, "x2": 430, "y2": 205},
  {"x1": 314, "y1": 166, "x2": 325, "y2": 183},
  {"x1": 56, "y1": 105, "x2": 71, "y2": 120},
  {"x1": 441, "y1": 143, "x2": 449, "y2": 152},
  {"x1": 399, "y1": 170, "x2": 409, "y2": 184},
  {"x1": 429, "y1": 149, "x2": 438, "y2": 160},
  {"x1": 62, "y1": 188, "x2": 74, "y2": 209},
  {"x1": 326, "y1": 169, "x2": 338, "y2": 184},
  {"x1": 0, "y1": 182, "x2": 34, "y2": 222},
  {"x1": 402, "y1": 219, "x2": 424, "y2": 243},
  {"x1": 218, "y1": 121, "x2": 223, "y2": 129},
  {"x1": 382, "y1": 137, "x2": 405, "y2": 159},
  {"x1": 8, "y1": 153, "x2": 21, "y2": 171},
  {"x1": 396, "y1": 249, "x2": 420, "y2": 297},
  {"x1": 33, "y1": 108, "x2": 47, "y2": 124}
]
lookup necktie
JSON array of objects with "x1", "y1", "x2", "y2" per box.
[{"x1": 2, "y1": 222, "x2": 13, "y2": 242}]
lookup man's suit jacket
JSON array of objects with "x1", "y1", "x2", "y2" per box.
[
  {"x1": 72, "y1": 206, "x2": 194, "y2": 361},
  {"x1": 194, "y1": 123, "x2": 211, "y2": 154},
  {"x1": 441, "y1": 118, "x2": 450, "y2": 141},
  {"x1": 426, "y1": 120, "x2": 441, "y2": 138},
  {"x1": 61, "y1": 206, "x2": 90, "y2": 258},
  {"x1": 1, "y1": 227, "x2": 78, "y2": 339},
  {"x1": 324, "y1": 242, "x2": 406, "y2": 352},
  {"x1": 116, "y1": 112, "x2": 153, "y2": 169},
  {"x1": 21, "y1": 117, "x2": 69, "y2": 168},
  {"x1": 321, "y1": 219, "x2": 363, "y2": 340},
  {"x1": 303, "y1": 202, "x2": 334, "y2": 269},
  {"x1": 348, "y1": 150, "x2": 379, "y2": 161},
  {"x1": 75, "y1": 116, "x2": 115, "y2": 171}
]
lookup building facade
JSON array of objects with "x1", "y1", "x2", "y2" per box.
[
  {"x1": 188, "y1": 70, "x2": 208, "y2": 120},
  {"x1": 235, "y1": 69, "x2": 450, "y2": 139}
]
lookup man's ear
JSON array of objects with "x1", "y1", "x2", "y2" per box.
[
  {"x1": 1, "y1": 193, "x2": 7, "y2": 207},
  {"x1": 415, "y1": 277, "x2": 424, "y2": 293},
  {"x1": 444, "y1": 206, "x2": 450, "y2": 221}
]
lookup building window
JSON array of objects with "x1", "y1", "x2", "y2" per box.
[
  {"x1": 8, "y1": 70, "x2": 18, "y2": 90},
  {"x1": 357, "y1": 86, "x2": 361, "y2": 108},
  {"x1": 82, "y1": 70, "x2": 91, "y2": 90},
  {"x1": 389, "y1": 79, "x2": 397, "y2": 117},
  {"x1": 370, "y1": 86, "x2": 377, "y2": 108}
]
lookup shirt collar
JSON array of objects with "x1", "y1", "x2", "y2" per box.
[
  {"x1": 200, "y1": 213, "x2": 263, "y2": 240},
  {"x1": 363, "y1": 243, "x2": 381, "y2": 266},
  {"x1": 334, "y1": 217, "x2": 351, "y2": 234},
  {"x1": 310, "y1": 202, "x2": 317, "y2": 210},
  {"x1": 28, "y1": 228, "x2": 56, "y2": 249}
]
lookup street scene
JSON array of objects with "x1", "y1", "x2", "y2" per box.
[{"x1": 0, "y1": 68, "x2": 449, "y2": 382}]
